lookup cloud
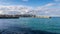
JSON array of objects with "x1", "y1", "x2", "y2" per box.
[
  {"x1": 54, "y1": 0, "x2": 60, "y2": 2},
  {"x1": 22, "y1": 0, "x2": 29, "y2": 2},
  {"x1": 0, "y1": 0, "x2": 11, "y2": 5},
  {"x1": 44, "y1": 3, "x2": 55, "y2": 7},
  {"x1": 0, "y1": 3, "x2": 60, "y2": 17},
  {"x1": 35, "y1": 3, "x2": 60, "y2": 16},
  {"x1": 0, "y1": 5, "x2": 33, "y2": 15},
  {"x1": 35, "y1": 3, "x2": 55, "y2": 11},
  {"x1": 0, "y1": 10, "x2": 3, "y2": 14}
]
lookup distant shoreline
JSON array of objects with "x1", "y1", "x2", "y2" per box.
[{"x1": 0, "y1": 14, "x2": 51, "y2": 19}]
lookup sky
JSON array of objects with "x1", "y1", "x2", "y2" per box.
[{"x1": 0, "y1": 0, "x2": 60, "y2": 16}]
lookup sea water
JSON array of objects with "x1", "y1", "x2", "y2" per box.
[{"x1": 0, "y1": 17, "x2": 60, "y2": 34}]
